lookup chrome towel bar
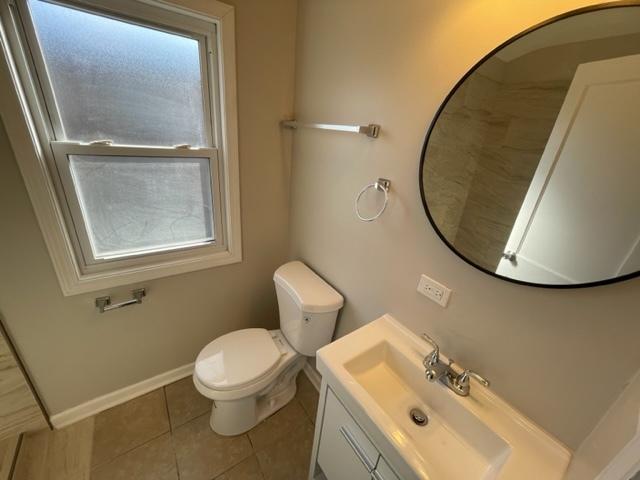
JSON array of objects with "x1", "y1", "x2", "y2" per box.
[
  {"x1": 95, "y1": 288, "x2": 146, "y2": 313},
  {"x1": 280, "y1": 120, "x2": 380, "y2": 138}
]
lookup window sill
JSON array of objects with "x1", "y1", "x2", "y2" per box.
[{"x1": 64, "y1": 247, "x2": 242, "y2": 296}]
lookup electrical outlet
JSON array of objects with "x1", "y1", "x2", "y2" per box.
[{"x1": 417, "y1": 274, "x2": 451, "y2": 307}]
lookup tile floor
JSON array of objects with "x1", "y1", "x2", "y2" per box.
[{"x1": 11, "y1": 373, "x2": 320, "y2": 480}]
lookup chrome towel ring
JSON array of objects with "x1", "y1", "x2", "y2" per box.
[{"x1": 355, "y1": 178, "x2": 391, "y2": 222}]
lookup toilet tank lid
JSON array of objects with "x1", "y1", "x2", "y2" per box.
[{"x1": 274, "y1": 261, "x2": 344, "y2": 313}]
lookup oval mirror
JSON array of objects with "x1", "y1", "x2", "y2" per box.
[{"x1": 420, "y1": 4, "x2": 640, "y2": 288}]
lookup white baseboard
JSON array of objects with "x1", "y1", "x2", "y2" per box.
[
  {"x1": 303, "y1": 360, "x2": 321, "y2": 392},
  {"x1": 52, "y1": 359, "x2": 319, "y2": 429},
  {"x1": 50, "y1": 363, "x2": 194, "y2": 429}
]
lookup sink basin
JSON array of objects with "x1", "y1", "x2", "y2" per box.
[
  {"x1": 316, "y1": 314, "x2": 571, "y2": 480},
  {"x1": 345, "y1": 340, "x2": 510, "y2": 479}
]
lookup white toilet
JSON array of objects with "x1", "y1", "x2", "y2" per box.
[{"x1": 193, "y1": 261, "x2": 344, "y2": 436}]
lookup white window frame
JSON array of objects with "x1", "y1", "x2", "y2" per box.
[{"x1": 0, "y1": 0, "x2": 242, "y2": 295}]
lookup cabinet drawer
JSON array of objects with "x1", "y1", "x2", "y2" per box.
[
  {"x1": 372, "y1": 456, "x2": 401, "y2": 480},
  {"x1": 318, "y1": 388, "x2": 380, "y2": 480}
]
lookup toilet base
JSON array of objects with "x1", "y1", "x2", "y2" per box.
[{"x1": 209, "y1": 356, "x2": 307, "y2": 436}]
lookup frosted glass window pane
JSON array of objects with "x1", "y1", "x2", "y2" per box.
[
  {"x1": 28, "y1": 0, "x2": 207, "y2": 147},
  {"x1": 68, "y1": 155, "x2": 214, "y2": 258}
]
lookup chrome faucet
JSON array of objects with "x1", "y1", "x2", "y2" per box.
[
  {"x1": 420, "y1": 333, "x2": 490, "y2": 397},
  {"x1": 422, "y1": 334, "x2": 450, "y2": 383},
  {"x1": 421, "y1": 333, "x2": 439, "y2": 367}
]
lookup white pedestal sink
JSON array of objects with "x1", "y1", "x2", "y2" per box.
[{"x1": 309, "y1": 314, "x2": 571, "y2": 480}]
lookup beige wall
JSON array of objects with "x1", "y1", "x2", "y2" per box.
[
  {"x1": 290, "y1": 0, "x2": 640, "y2": 450},
  {"x1": 567, "y1": 366, "x2": 640, "y2": 478},
  {"x1": 0, "y1": 0, "x2": 297, "y2": 414}
]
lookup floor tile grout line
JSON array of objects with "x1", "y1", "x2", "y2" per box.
[
  {"x1": 253, "y1": 453, "x2": 267, "y2": 480},
  {"x1": 169, "y1": 406, "x2": 211, "y2": 431},
  {"x1": 245, "y1": 397, "x2": 315, "y2": 454},
  {"x1": 162, "y1": 383, "x2": 181, "y2": 480},
  {"x1": 296, "y1": 397, "x2": 317, "y2": 429},
  {"x1": 177, "y1": 410, "x2": 210, "y2": 429},
  {"x1": 171, "y1": 430, "x2": 181, "y2": 480},
  {"x1": 90, "y1": 429, "x2": 170, "y2": 472},
  {"x1": 208, "y1": 449, "x2": 254, "y2": 480},
  {"x1": 254, "y1": 450, "x2": 269, "y2": 480},
  {"x1": 301, "y1": 403, "x2": 316, "y2": 424},
  {"x1": 295, "y1": 396, "x2": 312, "y2": 421},
  {"x1": 247, "y1": 430, "x2": 256, "y2": 451},
  {"x1": 162, "y1": 386, "x2": 174, "y2": 434},
  {"x1": 90, "y1": 389, "x2": 172, "y2": 470},
  {"x1": 171, "y1": 411, "x2": 249, "y2": 480}
]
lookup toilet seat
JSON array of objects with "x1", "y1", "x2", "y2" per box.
[
  {"x1": 195, "y1": 328, "x2": 282, "y2": 391},
  {"x1": 194, "y1": 329, "x2": 301, "y2": 403}
]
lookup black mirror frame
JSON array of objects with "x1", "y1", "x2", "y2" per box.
[{"x1": 418, "y1": 1, "x2": 640, "y2": 289}]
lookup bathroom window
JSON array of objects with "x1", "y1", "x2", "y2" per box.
[{"x1": 0, "y1": 0, "x2": 241, "y2": 293}]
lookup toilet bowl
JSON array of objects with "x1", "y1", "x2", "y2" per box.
[{"x1": 193, "y1": 261, "x2": 344, "y2": 436}]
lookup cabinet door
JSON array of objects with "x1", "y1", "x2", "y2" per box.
[
  {"x1": 0, "y1": 323, "x2": 47, "y2": 440},
  {"x1": 373, "y1": 456, "x2": 401, "y2": 480},
  {"x1": 318, "y1": 389, "x2": 379, "y2": 480}
]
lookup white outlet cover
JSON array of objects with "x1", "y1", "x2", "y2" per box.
[{"x1": 417, "y1": 274, "x2": 451, "y2": 307}]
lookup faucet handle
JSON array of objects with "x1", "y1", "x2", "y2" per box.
[
  {"x1": 458, "y1": 369, "x2": 490, "y2": 388},
  {"x1": 421, "y1": 333, "x2": 439, "y2": 366},
  {"x1": 421, "y1": 333, "x2": 438, "y2": 350}
]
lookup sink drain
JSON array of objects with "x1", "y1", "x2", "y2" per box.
[{"x1": 409, "y1": 408, "x2": 428, "y2": 426}]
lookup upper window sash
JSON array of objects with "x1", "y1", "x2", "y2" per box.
[
  {"x1": 4, "y1": 0, "x2": 223, "y2": 157},
  {"x1": 16, "y1": 0, "x2": 218, "y2": 146},
  {"x1": 14, "y1": 0, "x2": 220, "y2": 149}
]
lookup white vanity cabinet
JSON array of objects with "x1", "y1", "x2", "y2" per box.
[
  {"x1": 311, "y1": 386, "x2": 401, "y2": 480},
  {"x1": 374, "y1": 457, "x2": 400, "y2": 480},
  {"x1": 310, "y1": 315, "x2": 572, "y2": 480}
]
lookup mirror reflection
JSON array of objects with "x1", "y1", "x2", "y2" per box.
[{"x1": 421, "y1": 6, "x2": 640, "y2": 286}]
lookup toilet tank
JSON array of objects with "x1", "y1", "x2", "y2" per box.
[{"x1": 273, "y1": 261, "x2": 344, "y2": 356}]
